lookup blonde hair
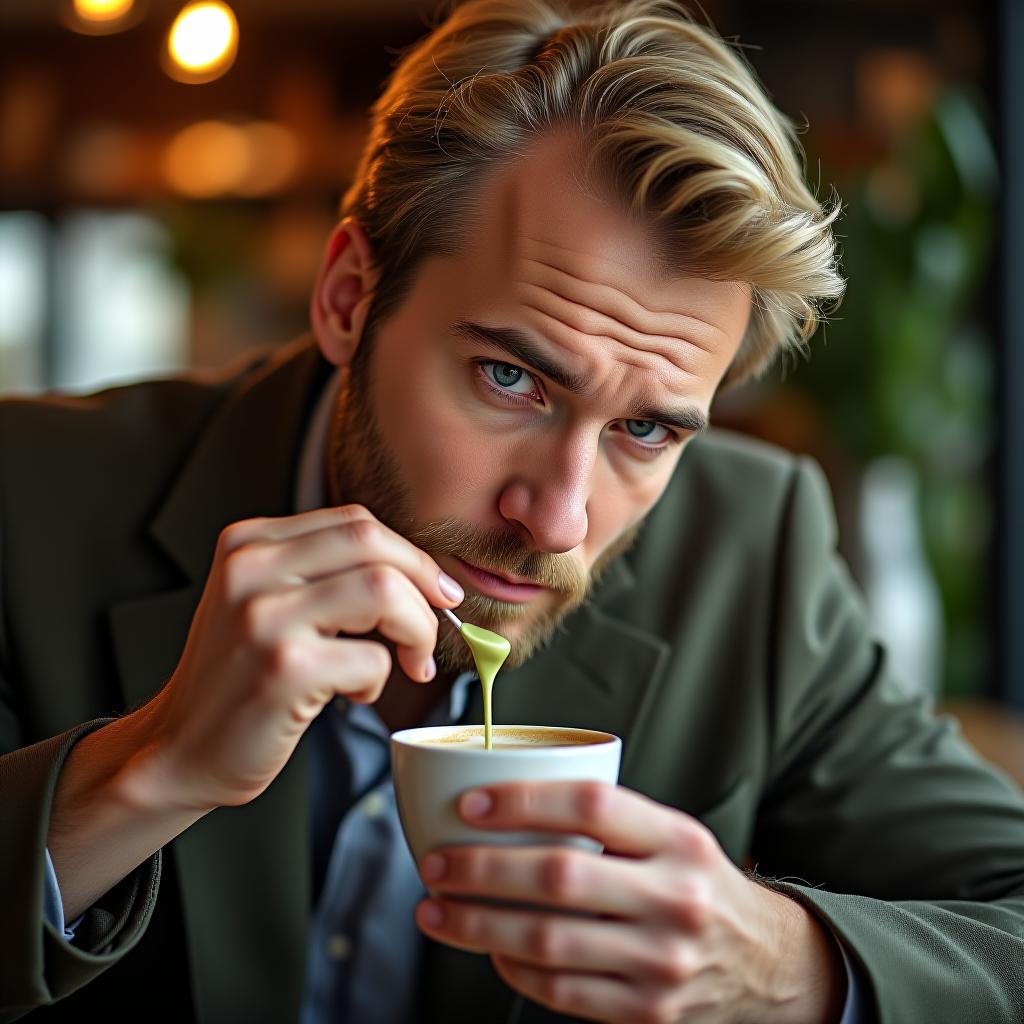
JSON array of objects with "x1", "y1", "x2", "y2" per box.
[{"x1": 343, "y1": 0, "x2": 844, "y2": 386}]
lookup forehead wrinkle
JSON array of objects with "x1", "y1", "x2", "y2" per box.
[
  {"x1": 516, "y1": 306, "x2": 707, "y2": 432},
  {"x1": 521, "y1": 236, "x2": 734, "y2": 335},
  {"x1": 518, "y1": 256, "x2": 724, "y2": 360},
  {"x1": 599, "y1": 347, "x2": 691, "y2": 389},
  {"x1": 518, "y1": 281, "x2": 711, "y2": 378},
  {"x1": 520, "y1": 301, "x2": 703, "y2": 384}
]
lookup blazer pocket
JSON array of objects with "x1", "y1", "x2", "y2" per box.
[{"x1": 695, "y1": 775, "x2": 754, "y2": 865}]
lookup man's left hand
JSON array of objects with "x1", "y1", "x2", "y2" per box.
[{"x1": 415, "y1": 781, "x2": 846, "y2": 1024}]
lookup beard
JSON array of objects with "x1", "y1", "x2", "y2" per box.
[{"x1": 326, "y1": 346, "x2": 646, "y2": 675}]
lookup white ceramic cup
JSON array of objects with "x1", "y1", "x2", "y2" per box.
[{"x1": 390, "y1": 723, "x2": 622, "y2": 865}]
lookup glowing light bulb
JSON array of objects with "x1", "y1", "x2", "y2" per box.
[
  {"x1": 165, "y1": 2, "x2": 238, "y2": 84},
  {"x1": 74, "y1": 0, "x2": 134, "y2": 21},
  {"x1": 64, "y1": 0, "x2": 138, "y2": 34}
]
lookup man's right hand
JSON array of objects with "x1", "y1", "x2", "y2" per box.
[{"x1": 132, "y1": 504, "x2": 464, "y2": 812}]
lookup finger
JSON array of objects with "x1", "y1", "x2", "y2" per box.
[
  {"x1": 491, "y1": 954, "x2": 659, "y2": 1024},
  {"x1": 416, "y1": 897, "x2": 690, "y2": 987},
  {"x1": 281, "y1": 566, "x2": 439, "y2": 682},
  {"x1": 455, "y1": 781, "x2": 713, "y2": 859},
  {"x1": 420, "y1": 845, "x2": 658, "y2": 919},
  {"x1": 224, "y1": 510, "x2": 465, "y2": 611},
  {"x1": 218, "y1": 504, "x2": 376, "y2": 552},
  {"x1": 302, "y1": 636, "x2": 393, "y2": 705},
  {"x1": 272, "y1": 516, "x2": 463, "y2": 606}
]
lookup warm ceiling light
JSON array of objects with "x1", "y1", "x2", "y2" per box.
[
  {"x1": 62, "y1": 0, "x2": 138, "y2": 34},
  {"x1": 164, "y1": 2, "x2": 238, "y2": 85},
  {"x1": 74, "y1": 0, "x2": 134, "y2": 21}
]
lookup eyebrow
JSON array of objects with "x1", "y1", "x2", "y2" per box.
[{"x1": 451, "y1": 320, "x2": 709, "y2": 434}]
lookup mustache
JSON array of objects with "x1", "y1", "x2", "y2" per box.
[{"x1": 407, "y1": 518, "x2": 587, "y2": 598}]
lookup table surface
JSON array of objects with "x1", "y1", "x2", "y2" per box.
[{"x1": 936, "y1": 699, "x2": 1024, "y2": 789}]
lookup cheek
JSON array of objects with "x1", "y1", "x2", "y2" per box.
[
  {"x1": 580, "y1": 455, "x2": 675, "y2": 565},
  {"x1": 582, "y1": 481, "x2": 645, "y2": 559},
  {"x1": 376, "y1": 361, "x2": 507, "y2": 521}
]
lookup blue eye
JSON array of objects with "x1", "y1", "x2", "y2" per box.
[
  {"x1": 482, "y1": 361, "x2": 536, "y2": 396},
  {"x1": 624, "y1": 420, "x2": 670, "y2": 445},
  {"x1": 475, "y1": 360, "x2": 678, "y2": 459}
]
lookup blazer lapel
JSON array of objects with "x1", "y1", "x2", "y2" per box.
[{"x1": 107, "y1": 336, "x2": 331, "y2": 1023}]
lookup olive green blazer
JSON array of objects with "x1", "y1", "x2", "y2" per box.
[{"x1": 1, "y1": 337, "x2": 1022, "y2": 1023}]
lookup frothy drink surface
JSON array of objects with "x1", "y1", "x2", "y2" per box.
[{"x1": 415, "y1": 726, "x2": 608, "y2": 748}]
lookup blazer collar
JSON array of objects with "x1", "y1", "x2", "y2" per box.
[
  {"x1": 109, "y1": 332, "x2": 332, "y2": 725},
  {"x1": 151, "y1": 334, "x2": 331, "y2": 582}
]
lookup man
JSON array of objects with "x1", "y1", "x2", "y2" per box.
[{"x1": 2, "y1": 0, "x2": 1023, "y2": 1021}]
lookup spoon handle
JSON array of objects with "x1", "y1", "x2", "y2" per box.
[{"x1": 441, "y1": 607, "x2": 463, "y2": 630}]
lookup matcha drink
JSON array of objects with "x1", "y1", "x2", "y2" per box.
[{"x1": 456, "y1": 622, "x2": 511, "y2": 750}]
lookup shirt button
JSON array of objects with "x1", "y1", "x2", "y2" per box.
[
  {"x1": 362, "y1": 792, "x2": 386, "y2": 819},
  {"x1": 327, "y1": 934, "x2": 351, "y2": 961}
]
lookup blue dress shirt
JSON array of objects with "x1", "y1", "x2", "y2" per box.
[{"x1": 302, "y1": 674, "x2": 473, "y2": 1023}]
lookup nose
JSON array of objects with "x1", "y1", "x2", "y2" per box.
[{"x1": 497, "y1": 433, "x2": 594, "y2": 554}]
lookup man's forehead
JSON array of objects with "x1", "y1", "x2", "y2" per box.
[
  {"x1": 458, "y1": 132, "x2": 750, "y2": 344},
  {"x1": 473, "y1": 133, "x2": 662, "y2": 285}
]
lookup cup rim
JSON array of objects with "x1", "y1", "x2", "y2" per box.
[{"x1": 390, "y1": 723, "x2": 620, "y2": 753}]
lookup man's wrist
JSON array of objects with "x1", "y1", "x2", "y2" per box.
[
  {"x1": 106, "y1": 695, "x2": 220, "y2": 816},
  {"x1": 749, "y1": 879, "x2": 848, "y2": 1024},
  {"x1": 48, "y1": 706, "x2": 208, "y2": 922}
]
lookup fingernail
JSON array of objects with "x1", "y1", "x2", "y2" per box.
[
  {"x1": 420, "y1": 900, "x2": 444, "y2": 928},
  {"x1": 424, "y1": 655, "x2": 437, "y2": 681},
  {"x1": 420, "y1": 854, "x2": 446, "y2": 882},
  {"x1": 438, "y1": 572, "x2": 464, "y2": 603},
  {"x1": 461, "y1": 790, "x2": 493, "y2": 819}
]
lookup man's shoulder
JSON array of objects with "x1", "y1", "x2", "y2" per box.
[
  {"x1": 0, "y1": 337, "x2": 322, "y2": 541},
  {"x1": 659, "y1": 427, "x2": 807, "y2": 523},
  {"x1": 684, "y1": 427, "x2": 802, "y2": 484},
  {"x1": 625, "y1": 428, "x2": 825, "y2": 589},
  {"x1": 0, "y1": 338, "x2": 318, "y2": 478},
  {"x1": 0, "y1": 347, "x2": 271, "y2": 450}
]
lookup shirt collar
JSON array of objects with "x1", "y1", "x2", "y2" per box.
[{"x1": 294, "y1": 368, "x2": 341, "y2": 514}]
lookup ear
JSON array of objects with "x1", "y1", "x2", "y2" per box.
[{"x1": 310, "y1": 218, "x2": 380, "y2": 367}]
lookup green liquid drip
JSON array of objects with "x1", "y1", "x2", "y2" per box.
[{"x1": 459, "y1": 623, "x2": 511, "y2": 750}]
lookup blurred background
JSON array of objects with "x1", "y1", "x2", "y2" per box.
[{"x1": 1, "y1": 0, "x2": 1021, "y2": 776}]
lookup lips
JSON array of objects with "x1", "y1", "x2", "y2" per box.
[{"x1": 454, "y1": 558, "x2": 547, "y2": 603}]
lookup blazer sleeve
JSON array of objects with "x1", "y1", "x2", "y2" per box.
[
  {"x1": 0, "y1": 720, "x2": 162, "y2": 1021},
  {"x1": 753, "y1": 458, "x2": 1024, "y2": 1023},
  {"x1": 0, "y1": 486, "x2": 161, "y2": 1020}
]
